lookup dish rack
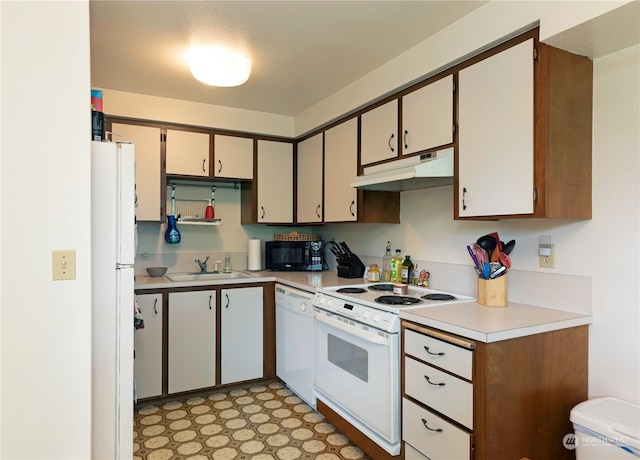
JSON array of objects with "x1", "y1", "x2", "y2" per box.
[{"x1": 174, "y1": 200, "x2": 221, "y2": 225}]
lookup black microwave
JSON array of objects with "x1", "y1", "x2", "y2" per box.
[{"x1": 265, "y1": 240, "x2": 325, "y2": 271}]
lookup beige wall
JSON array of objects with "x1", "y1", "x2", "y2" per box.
[{"x1": 0, "y1": 1, "x2": 93, "y2": 457}]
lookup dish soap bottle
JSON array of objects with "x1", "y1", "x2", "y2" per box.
[
  {"x1": 391, "y1": 249, "x2": 403, "y2": 283},
  {"x1": 382, "y1": 242, "x2": 392, "y2": 282},
  {"x1": 401, "y1": 255, "x2": 414, "y2": 284}
]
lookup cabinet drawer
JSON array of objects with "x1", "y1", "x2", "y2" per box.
[
  {"x1": 404, "y1": 442, "x2": 428, "y2": 460},
  {"x1": 404, "y1": 328, "x2": 473, "y2": 380},
  {"x1": 403, "y1": 398, "x2": 471, "y2": 460},
  {"x1": 405, "y1": 356, "x2": 473, "y2": 429}
]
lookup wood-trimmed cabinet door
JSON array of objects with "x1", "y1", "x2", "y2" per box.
[
  {"x1": 110, "y1": 122, "x2": 163, "y2": 222},
  {"x1": 324, "y1": 117, "x2": 358, "y2": 222},
  {"x1": 361, "y1": 99, "x2": 398, "y2": 166},
  {"x1": 168, "y1": 290, "x2": 216, "y2": 393},
  {"x1": 134, "y1": 293, "x2": 163, "y2": 399},
  {"x1": 166, "y1": 129, "x2": 211, "y2": 177},
  {"x1": 402, "y1": 74, "x2": 454, "y2": 156},
  {"x1": 220, "y1": 286, "x2": 264, "y2": 384},
  {"x1": 296, "y1": 133, "x2": 323, "y2": 223},
  {"x1": 257, "y1": 140, "x2": 293, "y2": 223},
  {"x1": 457, "y1": 39, "x2": 534, "y2": 217},
  {"x1": 213, "y1": 134, "x2": 254, "y2": 180}
]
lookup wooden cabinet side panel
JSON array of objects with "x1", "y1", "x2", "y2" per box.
[
  {"x1": 537, "y1": 44, "x2": 593, "y2": 219},
  {"x1": 474, "y1": 326, "x2": 588, "y2": 460},
  {"x1": 359, "y1": 190, "x2": 400, "y2": 223},
  {"x1": 262, "y1": 282, "x2": 276, "y2": 378}
]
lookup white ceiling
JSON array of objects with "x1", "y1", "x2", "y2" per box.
[{"x1": 90, "y1": 1, "x2": 487, "y2": 117}]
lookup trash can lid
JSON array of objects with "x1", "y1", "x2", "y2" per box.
[{"x1": 570, "y1": 397, "x2": 640, "y2": 450}]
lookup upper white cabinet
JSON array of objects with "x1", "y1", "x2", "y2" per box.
[
  {"x1": 111, "y1": 122, "x2": 162, "y2": 222},
  {"x1": 134, "y1": 293, "x2": 163, "y2": 399},
  {"x1": 166, "y1": 129, "x2": 210, "y2": 177},
  {"x1": 361, "y1": 99, "x2": 398, "y2": 166},
  {"x1": 220, "y1": 286, "x2": 264, "y2": 385},
  {"x1": 458, "y1": 39, "x2": 534, "y2": 217},
  {"x1": 324, "y1": 118, "x2": 358, "y2": 222},
  {"x1": 256, "y1": 140, "x2": 293, "y2": 223},
  {"x1": 402, "y1": 74, "x2": 454, "y2": 156},
  {"x1": 296, "y1": 133, "x2": 323, "y2": 223},
  {"x1": 168, "y1": 290, "x2": 216, "y2": 394},
  {"x1": 214, "y1": 134, "x2": 254, "y2": 180},
  {"x1": 457, "y1": 34, "x2": 592, "y2": 219}
]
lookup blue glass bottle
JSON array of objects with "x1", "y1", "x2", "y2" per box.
[{"x1": 164, "y1": 215, "x2": 181, "y2": 244}]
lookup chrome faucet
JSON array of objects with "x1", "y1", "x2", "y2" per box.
[{"x1": 195, "y1": 256, "x2": 209, "y2": 272}]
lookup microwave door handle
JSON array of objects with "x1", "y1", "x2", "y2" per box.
[{"x1": 314, "y1": 312, "x2": 392, "y2": 346}]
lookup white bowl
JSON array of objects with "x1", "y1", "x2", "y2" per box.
[{"x1": 146, "y1": 267, "x2": 168, "y2": 277}]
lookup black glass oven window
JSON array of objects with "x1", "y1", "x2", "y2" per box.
[{"x1": 327, "y1": 333, "x2": 368, "y2": 382}]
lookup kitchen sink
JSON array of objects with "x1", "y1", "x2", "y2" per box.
[{"x1": 166, "y1": 272, "x2": 254, "y2": 282}]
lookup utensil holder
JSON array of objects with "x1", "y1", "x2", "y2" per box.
[{"x1": 478, "y1": 274, "x2": 508, "y2": 307}]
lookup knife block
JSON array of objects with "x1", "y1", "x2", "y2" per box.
[
  {"x1": 337, "y1": 254, "x2": 366, "y2": 278},
  {"x1": 338, "y1": 254, "x2": 364, "y2": 278}
]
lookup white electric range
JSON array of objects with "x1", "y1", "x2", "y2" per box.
[{"x1": 312, "y1": 282, "x2": 475, "y2": 456}]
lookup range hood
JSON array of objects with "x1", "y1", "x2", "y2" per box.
[{"x1": 350, "y1": 147, "x2": 454, "y2": 191}]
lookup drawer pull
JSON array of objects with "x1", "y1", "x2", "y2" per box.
[
  {"x1": 424, "y1": 375, "x2": 446, "y2": 386},
  {"x1": 424, "y1": 345, "x2": 445, "y2": 356},
  {"x1": 421, "y1": 418, "x2": 443, "y2": 433}
]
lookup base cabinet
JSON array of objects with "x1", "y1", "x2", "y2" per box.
[
  {"x1": 134, "y1": 293, "x2": 163, "y2": 399},
  {"x1": 401, "y1": 321, "x2": 588, "y2": 460},
  {"x1": 221, "y1": 286, "x2": 264, "y2": 384},
  {"x1": 168, "y1": 290, "x2": 216, "y2": 394}
]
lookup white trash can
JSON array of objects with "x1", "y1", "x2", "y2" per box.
[{"x1": 570, "y1": 397, "x2": 640, "y2": 459}]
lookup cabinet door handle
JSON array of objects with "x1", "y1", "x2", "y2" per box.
[
  {"x1": 153, "y1": 298, "x2": 158, "y2": 315},
  {"x1": 423, "y1": 345, "x2": 445, "y2": 356},
  {"x1": 209, "y1": 294, "x2": 212, "y2": 310},
  {"x1": 388, "y1": 133, "x2": 395, "y2": 152},
  {"x1": 202, "y1": 159, "x2": 206, "y2": 173},
  {"x1": 349, "y1": 200, "x2": 355, "y2": 217},
  {"x1": 261, "y1": 206, "x2": 266, "y2": 219},
  {"x1": 218, "y1": 159, "x2": 223, "y2": 174},
  {"x1": 424, "y1": 375, "x2": 446, "y2": 386},
  {"x1": 404, "y1": 130, "x2": 409, "y2": 149},
  {"x1": 421, "y1": 418, "x2": 443, "y2": 433},
  {"x1": 316, "y1": 204, "x2": 321, "y2": 218},
  {"x1": 225, "y1": 293, "x2": 230, "y2": 309},
  {"x1": 462, "y1": 187, "x2": 467, "y2": 211}
]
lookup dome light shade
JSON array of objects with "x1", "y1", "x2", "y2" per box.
[{"x1": 187, "y1": 46, "x2": 252, "y2": 87}]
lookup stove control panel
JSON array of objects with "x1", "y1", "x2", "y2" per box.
[{"x1": 312, "y1": 292, "x2": 398, "y2": 332}]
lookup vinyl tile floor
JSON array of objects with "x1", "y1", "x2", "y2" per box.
[{"x1": 134, "y1": 382, "x2": 372, "y2": 460}]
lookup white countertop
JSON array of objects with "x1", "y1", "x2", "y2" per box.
[
  {"x1": 134, "y1": 270, "x2": 358, "y2": 292},
  {"x1": 135, "y1": 270, "x2": 592, "y2": 343},
  {"x1": 400, "y1": 302, "x2": 592, "y2": 343}
]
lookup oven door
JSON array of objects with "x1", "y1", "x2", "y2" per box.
[{"x1": 313, "y1": 308, "x2": 400, "y2": 451}]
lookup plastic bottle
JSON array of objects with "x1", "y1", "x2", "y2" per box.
[
  {"x1": 391, "y1": 249, "x2": 403, "y2": 283},
  {"x1": 382, "y1": 242, "x2": 392, "y2": 282},
  {"x1": 401, "y1": 255, "x2": 414, "y2": 284}
]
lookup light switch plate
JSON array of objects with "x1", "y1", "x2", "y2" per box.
[{"x1": 52, "y1": 250, "x2": 76, "y2": 280}]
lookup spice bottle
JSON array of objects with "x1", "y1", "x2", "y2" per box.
[
  {"x1": 367, "y1": 264, "x2": 381, "y2": 282},
  {"x1": 401, "y1": 255, "x2": 414, "y2": 284}
]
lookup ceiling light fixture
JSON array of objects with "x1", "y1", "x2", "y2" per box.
[{"x1": 187, "y1": 46, "x2": 252, "y2": 87}]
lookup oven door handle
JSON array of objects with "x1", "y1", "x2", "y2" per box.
[{"x1": 315, "y1": 312, "x2": 392, "y2": 346}]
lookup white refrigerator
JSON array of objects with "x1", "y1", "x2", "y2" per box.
[{"x1": 91, "y1": 141, "x2": 135, "y2": 460}]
